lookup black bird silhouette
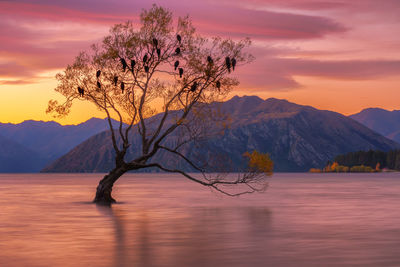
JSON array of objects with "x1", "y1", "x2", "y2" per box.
[
  {"x1": 225, "y1": 57, "x2": 231, "y2": 73},
  {"x1": 143, "y1": 54, "x2": 148, "y2": 63},
  {"x1": 207, "y1": 56, "x2": 213, "y2": 65},
  {"x1": 179, "y1": 68, "x2": 183, "y2": 78},
  {"x1": 190, "y1": 82, "x2": 198, "y2": 92},
  {"x1": 97, "y1": 81, "x2": 101, "y2": 89},
  {"x1": 113, "y1": 76, "x2": 118, "y2": 86},
  {"x1": 144, "y1": 65, "x2": 149, "y2": 73},
  {"x1": 131, "y1": 59, "x2": 136, "y2": 70},
  {"x1": 96, "y1": 70, "x2": 101, "y2": 78},
  {"x1": 77, "y1": 86, "x2": 84, "y2": 97},
  {"x1": 120, "y1": 58, "x2": 127, "y2": 72},
  {"x1": 157, "y1": 48, "x2": 161, "y2": 58},
  {"x1": 121, "y1": 82, "x2": 125, "y2": 93},
  {"x1": 174, "y1": 60, "x2": 179, "y2": 70},
  {"x1": 175, "y1": 47, "x2": 181, "y2": 55},
  {"x1": 216, "y1": 81, "x2": 221, "y2": 90},
  {"x1": 177, "y1": 34, "x2": 181, "y2": 44},
  {"x1": 231, "y1": 58, "x2": 236, "y2": 71},
  {"x1": 153, "y1": 38, "x2": 158, "y2": 47}
]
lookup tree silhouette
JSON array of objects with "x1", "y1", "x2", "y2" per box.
[{"x1": 47, "y1": 5, "x2": 272, "y2": 204}]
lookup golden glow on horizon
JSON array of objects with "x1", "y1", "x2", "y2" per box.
[
  {"x1": 0, "y1": 71, "x2": 105, "y2": 125},
  {"x1": 2, "y1": 72, "x2": 400, "y2": 125},
  {"x1": 249, "y1": 75, "x2": 400, "y2": 115}
]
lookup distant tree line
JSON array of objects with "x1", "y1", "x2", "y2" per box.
[
  {"x1": 309, "y1": 150, "x2": 400, "y2": 173},
  {"x1": 334, "y1": 150, "x2": 400, "y2": 170},
  {"x1": 310, "y1": 162, "x2": 378, "y2": 173}
]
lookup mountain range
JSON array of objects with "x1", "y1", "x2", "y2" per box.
[
  {"x1": 0, "y1": 118, "x2": 122, "y2": 172},
  {"x1": 2, "y1": 96, "x2": 399, "y2": 173},
  {"x1": 0, "y1": 134, "x2": 47, "y2": 173},
  {"x1": 42, "y1": 96, "x2": 400, "y2": 172},
  {"x1": 350, "y1": 108, "x2": 400, "y2": 143}
]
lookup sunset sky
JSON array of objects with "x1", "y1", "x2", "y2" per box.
[{"x1": 0, "y1": 0, "x2": 399, "y2": 125}]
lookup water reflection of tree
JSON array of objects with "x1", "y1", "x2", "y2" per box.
[
  {"x1": 96, "y1": 205, "x2": 127, "y2": 267},
  {"x1": 97, "y1": 206, "x2": 272, "y2": 266}
]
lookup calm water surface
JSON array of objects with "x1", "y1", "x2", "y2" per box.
[{"x1": 1, "y1": 173, "x2": 400, "y2": 266}]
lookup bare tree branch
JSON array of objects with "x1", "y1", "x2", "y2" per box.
[{"x1": 47, "y1": 5, "x2": 269, "y2": 204}]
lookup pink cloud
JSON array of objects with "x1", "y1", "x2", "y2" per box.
[
  {"x1": 0, "y1": 79, "x2": 40, "y2": 85},
  {"x1": 0, "y1": 62, "x2": 35, "y2": 77},
  {"x1": 0, "y1": 1, "x2": 346, "y2": 40},
  {"x1": 285, "y1": 59, "x2": 400, "y2": 79},
  {"x1": 193, "y1": 8, "x2": 346, "y2": 40},
  {"x1": 0, "y1": 0, "x2": 349, "y2": 83},
  {"x1": 228, "y1": 0, "x2": 400, "y2": 12},
  {"x1": 1, "y1": 0, "x2": 399, "y2": 96},
  {"x1": 0, "y1": 18, "x2": 98, "y2": 78},
  {"x1": 0, "y1": 1, "x2": 133, "y2": 25},
  {"x1": 236, "y1": 57, "x2": 400, "y2": 91}
]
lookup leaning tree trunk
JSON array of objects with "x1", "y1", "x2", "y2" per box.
[{"x1": 94, "y1": 166, "x2": 127, "y2": 205}]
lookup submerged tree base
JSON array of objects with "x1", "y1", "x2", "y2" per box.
[
  {"x1": 94, "y1": 183, "x2": 118, "y2": 205},
  {"x1": 93, "y1": 167, "x2": 126, "y2": 205},
  {"x1": 93, "y1": 194, "x2": 117, "y2": 205}
]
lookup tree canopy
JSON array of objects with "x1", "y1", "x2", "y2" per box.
[{"x1": 47, "y1": 5, "x2": 272, "y2": 204}]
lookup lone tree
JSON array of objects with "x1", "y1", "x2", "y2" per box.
[{"x1": 47, "y1": 5, "x2": 273, "y2": 205}]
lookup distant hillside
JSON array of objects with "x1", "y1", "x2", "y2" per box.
[
  {"x1": 0, "y1": 134, "x2": 47, "y2": 172},
  {"x1": 0, "y1": 118, "x2": 123, "y2": 172},
  {"x1": 350, "y1": 108, "x2": 400, "y2": 143},
  {"x1": 43, "y1": 96, "x2": 400, "y2": 173}
]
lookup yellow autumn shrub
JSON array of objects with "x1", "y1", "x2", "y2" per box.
[{"x1": 243, "y1": 150, "x2": 273, "y2": 175}]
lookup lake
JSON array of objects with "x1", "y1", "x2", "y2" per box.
[{"x1": 1, "y1": 173, "x2": 400, "y2": 266}]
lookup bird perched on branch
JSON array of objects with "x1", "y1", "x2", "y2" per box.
[
  {"x1": 144, "y1": 66, "x2": 149, "y2": 73},
  {"x1": 225, "y1": 57, "x2": 231, "y2": 73},
  {"x1": 157, "y1": 48, "x2": 161, "y2": 58},
  {"x1": 143, "y1": 54, "x2": 148, "y2": 63},
  {"x1": 179, "y1": 68, "x2": 183, "y2": 78},
  {"x1": 175, "y1": 47, "x2": 181, "y2": 55},
  {"x1": 120, "y1": 58, "x2": 127, "y2": 72},
  {"x1": 131, "y1": 60, "x2": 136, "y2": 70},
  {"x1": 113, "y1": 76, "x2": 118, "y2": 86},
  {"x1": 207, "y1": 56, "x2": 213, "y2": 65},
  {"x1": 96, "y1": 70, "x2": 101, "y2": 79},
  {"x1": 177, "y1": 34, "x2": 181, "y2": 44},
  {"x1": 97, "y1": 81, "x2": 101, "y2": 89},
  {"x1": 77, "y1": 87, "x2": 84, "y2": 97},
  {"x1": 231, "y1": 58, "x2": 236, "y2": 71},
  {"x1": 121, "y1": 82, "x2": 125, "y2": 93},
  {"x1": 190, "y1": 82, "x2": 198, "y2": 92},
  {"x1": 174, "y1": 60, "x2": 179, "y2": 70},
  {"x1": 216, "y1": 81, "x2": 221, "y2": 90}
]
